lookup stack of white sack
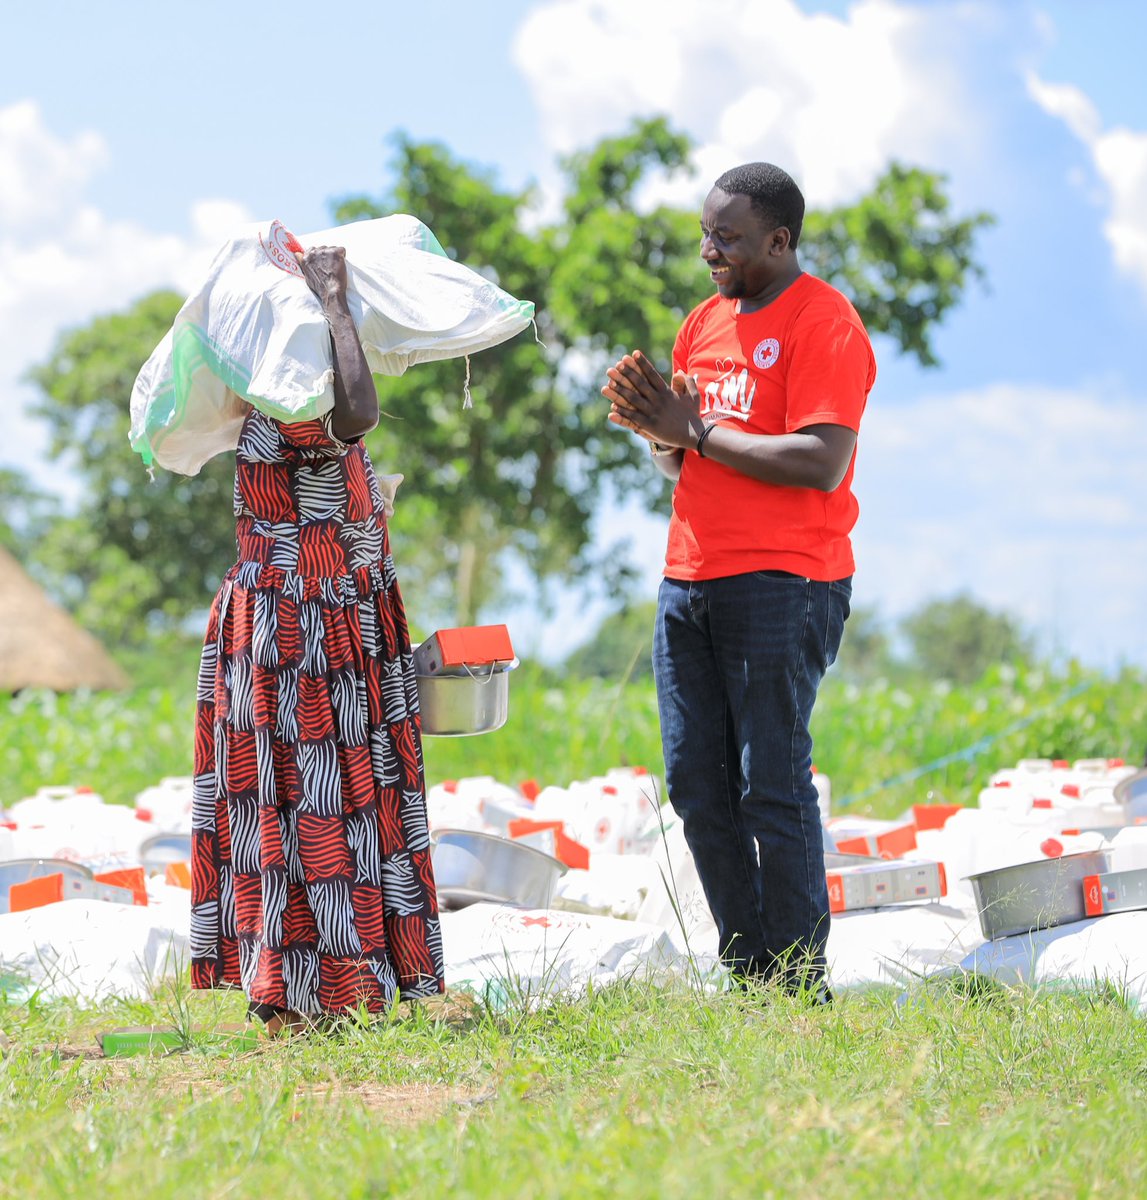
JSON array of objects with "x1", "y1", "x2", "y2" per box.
[
  {"x1": 130, "y1": 214, "x2": 535, "y2": 476},
  {"x1": 5, "y1": 756, "x2": 1147, "y2": 1011},
  {"x1": 442, "y1": 903, "x2": 697, "y2": 1010},
  {"x1": 0, "y1": 888, "x2": 191, "y2": 1004}
]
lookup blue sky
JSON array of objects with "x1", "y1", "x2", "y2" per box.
[{"x1": 3, "y1": 0, "x2": 1146, "y2": 668}]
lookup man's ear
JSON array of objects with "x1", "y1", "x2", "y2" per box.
[{"x1": 770, "y1": 226, "x2": 793, "y2": 255}]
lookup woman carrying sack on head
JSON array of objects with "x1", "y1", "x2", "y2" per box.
[{"x1": 189, "y1": 244, "x2": 444, "y2": 1034}]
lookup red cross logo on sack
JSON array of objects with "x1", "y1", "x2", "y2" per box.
[{"x1": 259, "y1": 220, "x2": 305, "y2": 278}]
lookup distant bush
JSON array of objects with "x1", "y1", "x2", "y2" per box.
[{"x1": 562, "y1": 602, "x2": 657, "y2": 682}]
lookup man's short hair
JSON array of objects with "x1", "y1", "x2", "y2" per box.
[{"x1": 714, "y1": 162, "x2": 805, "y2": 248}]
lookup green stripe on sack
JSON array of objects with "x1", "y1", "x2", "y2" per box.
[
  {"x1": 132, "y1": 324, "x2": 329, "y2": 467},
  {"x1": 171, "y1": 322, "x2": 255, "y2": 405},
  {"x1": 171, "y1": 323, "x2": 327, "y2": 420},
  {"x1": 130, "y1": 382, "x2": 176, "y2": 466}
]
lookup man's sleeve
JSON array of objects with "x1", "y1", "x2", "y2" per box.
[{"x1": 784, "y1": 316, "x2": 874, "y2": 434}]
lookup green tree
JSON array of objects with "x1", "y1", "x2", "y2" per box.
[
  {"x1": 801, "y1": 163, "x2": 994, "y2": 368},
  {"x1": 835, "y1": 603, "x2": 897, "y2": 683},
  {"x1": 334, "y1": 120, "x2": 699, "y2": 626},
  {"x1": 26, "y1": 119, "x2": 992, "y2": 641},
  {"x1": 564, "y1": 601, "x2": 658, "y2": 681},
  {"x1": 27, "y1": 290, "x2": 237, "y2": 647},
  {"x1": 899, "y1": 593, "x2": 1035, "y2": 684},
  {"x1": 0, "y1": 469, "x2": 56, "y2": 563}
]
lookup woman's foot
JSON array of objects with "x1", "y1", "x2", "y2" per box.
[
  {"x1": 262, "y1": 1009, "x2": 308, "y2": 1037},
  {"x1": 247, "y1": 1001, "x2": 309, "y2": 1038}
]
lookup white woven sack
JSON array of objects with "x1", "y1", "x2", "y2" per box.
[{"x1": 130, "y1": 214, "x2": 535, "y2": 475}]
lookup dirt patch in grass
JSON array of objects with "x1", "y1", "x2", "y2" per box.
[
  {"x1": 44, "y1": 1049, "x2": 491, "y2": 1125},
  {"x1": 292, "y1": 1081, "x2": 492, "y2": 1123}
]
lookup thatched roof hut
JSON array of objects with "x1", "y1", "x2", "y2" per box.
[{"x1": 0, "y1": 544, "x2": 130, "y2": 691}]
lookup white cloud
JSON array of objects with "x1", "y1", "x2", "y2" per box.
[
  {"x1": 1027, "y1": 73, "x2": 1147, "y2": 297},
  {"x1": 0, "y1": 101, "x2": 107, "y2": 236},
  {"x1": 535, "y1": 378, "x2": 1147, "y2": 669},
  {"x1": 853, "y1": 380, "x2": 1147, "y2": 667},
  {"x1": 0, "y1": 103, "x2": 251, "y2": 493},
  {"x1": 513, "y1": 0, "x2": 991, "y2": 210}
]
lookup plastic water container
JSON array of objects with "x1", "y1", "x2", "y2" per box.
[
  {"x1": 455, "y1": 776, "x2": 534, "y2": 834},
  {"x1": 602, "y1": 769, "x2": 662, "y2": 845},
  {"x1": 424, "y1": 783, "x2": 485, "y2": 833},
  {"x1": 1110, "y1": 827, "x2": 1147, "y2": 872},
  {"x1": 604, "y1": 767, "x2": 661, "y2": 817},
  {"x1": 931, "y1": 807, "x2": 1013, "y2": 886},
  {"x1": 133, "y1": 776, "x2": 194, "y2": 831},
  {"x1": 10, "y1": 786, "x2": 105, "y2": 825},
  {"x1": 978, "y1": 783, "x2": 1037, "y2": 814}
]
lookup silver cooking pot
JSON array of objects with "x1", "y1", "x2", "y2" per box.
[
  {"x1": 966, "y1": 850, "x2": 1111, "y2": 941},
  {"x1": 416, "y1": 659, "x2": 519, "y2": 737},
  {"x1": 1114, "y1": 768, "x2": 1147, "y2": 818},
  {"x1": 431, "y1": 828, "x2": 567, "y2": 911},
  {"x1": 0, "y1": 858, "x2": 94, "y2": 915}
]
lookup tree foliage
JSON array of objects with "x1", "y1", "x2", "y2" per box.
[
  {"x1": 572, "y1": 592, "x2": 1036, "y2": 687},
  {"x1": 0, "y1": 470, "x2": 56, "y2": 563},
  {"x1": 563, "y1": 601, "x2": 658, "y2": 682},
  {"x1": 835, "y1": 603, "x2": 896, "y2": 683},
  {"x1": 900, "y1": 593, "x2": 1035, "y2": 684},
  {"x1": 22, "y1": 119, "x2": 993, "y2": 644},
  {"x1": 26, "y1": 290, "x2": 237, "y2": 644},
  {"x1": 801, "y1": 163, "x2": 994, "y2": 367}
]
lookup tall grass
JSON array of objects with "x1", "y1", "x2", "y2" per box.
[{"x1": 2, "y1": 652, "x2": 1146, "y2": 814}]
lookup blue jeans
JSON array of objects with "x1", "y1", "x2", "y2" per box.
[{"x1": 653, "y1": 570, "x2": 851, "y2": 990}]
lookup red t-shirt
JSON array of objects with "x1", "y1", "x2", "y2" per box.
[{"x1": 666, "y1": 273, "x2": 875, "y2": 582}]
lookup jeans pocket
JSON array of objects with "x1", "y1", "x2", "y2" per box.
[
  {"x1": 751, "y1": 569, "x2": 810, "y2": 583},
  {"x1": 824, "y1": 582, "x2": 851, "y2": 666}
]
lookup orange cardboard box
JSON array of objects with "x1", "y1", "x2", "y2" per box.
[
  {"x1": 414, "y1": 625, "x2": 514, "y2": 674},
  {"x1": 165, "y1": 861, "x2": 193, "y2": 889},
  {"x1": 94, "y1": 867, "x2": 149, "y2": 907},
  {"x1": 826, "y1": 860, "x2": 947, "y2": 913},
  {"x1": 507, "y1": 818, "x2": 590, "y2": 870},
  {"x1": 827, "y1": 817, "x2": 918, "y2": 859},
  {"x1": 9, "y1": 872, "x2": 66, "y2": 912},
  {"x1": 9, "y1": 872, "x2": 139, "y2": 910}
]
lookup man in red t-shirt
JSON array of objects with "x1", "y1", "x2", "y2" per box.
[{"x1": 603, "y1": 162, "x2": 875, "y2": 998}]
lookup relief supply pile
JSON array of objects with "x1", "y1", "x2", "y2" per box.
[
  {"x1": 4, "y1": 757, "x2": 1147, "y2": 1013},
  {"x1": 129, "y1": 215, "x2": 535, "y2": 476}
]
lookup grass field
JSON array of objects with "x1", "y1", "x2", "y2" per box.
[
  {"x1": 3, "y1": 652, "x2": 1147, "y2": 1196},
  {"x1": 2, "y1": 972, "x2": 1146, "y2": 1198}
]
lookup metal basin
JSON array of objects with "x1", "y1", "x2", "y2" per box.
[
  {"x1": 1114, "y1": 768, "x2": 1147, "y2": 818},
  {"x1": 431, "y1": 828, "x2": 567, "y2": 911},
  {"x1": 0, "y1": 858, "x2": 94, "y2": 915},
  {"x1": 966, "y1": 850, "x2": 1111, "y2": 941},
  {"x1": 138, "y1": 833, "x2": 193, "y2": 872},
  {"x1": 416, "y1": 659, "x2": 518, "y2": 737}
]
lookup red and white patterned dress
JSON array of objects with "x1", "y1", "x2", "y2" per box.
[{"x1": 190, "y1": 408, "x2": 444, "y2": 1014}]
